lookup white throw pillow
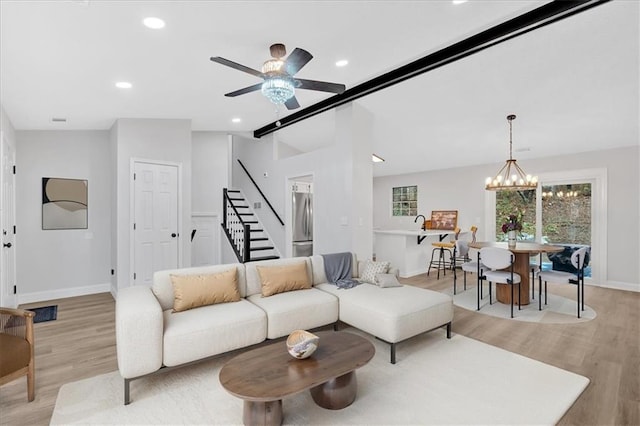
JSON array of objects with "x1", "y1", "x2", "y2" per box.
[
  {"x1": 360, "y1": 260, "x2": 390, "y2": 283},
  {"x1": 375, "y1": 273, "x2": 403, "y2": 288}
]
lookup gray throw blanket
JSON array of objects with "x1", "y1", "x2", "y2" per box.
[{"x1": 322, "y1": 252, "x2": 360, "y2": 289}]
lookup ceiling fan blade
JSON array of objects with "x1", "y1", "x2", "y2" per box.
[
  {"x1": 210, "y1": 56, "x2": 264, "y2": 78},
  {"x1": 285, "y1": 48, "x2": 313, "y2": 76},
  {"x1": 284, "y1": 96, "x2": 300, "y2": 110},
  {"x1": 296, "y1": 79, "x2": 346, "y2": 94},
  {"x1": 224, "y1": 83, "x2": 263, "y2": 97}
]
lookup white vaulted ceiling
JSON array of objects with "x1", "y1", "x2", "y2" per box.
[{"x1": 1, "y1": 1, "x2": 638, "y2": 176}]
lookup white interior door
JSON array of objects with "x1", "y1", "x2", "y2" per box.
[
  {"x1": 191, "y1": 214, "x2": 219, "y2": 266},
  {"x1": 1, "y1": 133, "x2": 17, "y2": 307},
  {"x1": 133, "y1": 161, "x2": 179, "y2": 286}
]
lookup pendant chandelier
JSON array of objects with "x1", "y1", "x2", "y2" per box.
[{"x1": 485, "y1": 114, "x2": 538, "y2": 191}]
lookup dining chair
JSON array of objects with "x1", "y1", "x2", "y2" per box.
[
  {"x1": 453, "y1": 239, "x2": 485, "y2": 296},
  {"x1": 529, "y1": 253, "x2": 543, "y2": 300},
  {"x1": 0, "y1": 307, "x2": 36, "y2": 401},
  {"x1": 537, "y1": 246, "x2": 589, "y2": 318},
  {"x1": 427, "y1": 227, "x2": 461, "y2": 279},
  {"x1": 479, "y1": 247, "x2": 521, "y2": 318}
]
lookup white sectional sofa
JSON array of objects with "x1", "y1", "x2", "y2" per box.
[{"x1": 116, "y1": 254, "x2": 453, "y2": 404}]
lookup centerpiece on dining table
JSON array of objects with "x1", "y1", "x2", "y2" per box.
[{"x1": 502, "y1": 214, "x2": 522, "y2": 248}]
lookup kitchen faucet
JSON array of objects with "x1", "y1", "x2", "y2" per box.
[{"x1": 414, "y1": 214, "x2": 427, "y2": 230}]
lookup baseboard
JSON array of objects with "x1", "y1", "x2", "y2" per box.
[
  {"x1": 400, "y1": 267, "x2": 428, "y2": 278},
  {"x1": 18, "y1": 283, "x2": 112, "y2": 304},
  {"x1": 595, "y1": 280, "x2": 639, "y2": 293}
]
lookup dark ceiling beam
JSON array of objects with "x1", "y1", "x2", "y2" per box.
[{"x1": 253, "y1": 0, "x2": 610, "y2": 139}]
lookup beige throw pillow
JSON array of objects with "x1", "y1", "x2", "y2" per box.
[
  {"x1": 257, "y1": 262, "x2": 311, "y2": 297},
  {"x1": 171, "y1": 268, "x2": 240, "y2": 313}
]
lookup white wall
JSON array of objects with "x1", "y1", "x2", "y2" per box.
[
  {"x1": 111, "y1": 118, "x2": 192, "y2": 290},
  {"x1": 373, "y1": 145, "x2": 640, "y2": 289},
  {"x1": 231, "y1": 103, "x2": 374, "y2": 261},
  {"x1": 1, "y1": 105, "x2": 16, "y2": 145},
  {"x1": 15, "y1": 130, "x2": 112, "y2": 302},
  {"x1": 191, "y1": 131, "x2": 229, "y2": 215}
]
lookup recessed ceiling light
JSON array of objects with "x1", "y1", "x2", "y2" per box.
[
  {"x1": 231, "y1": 117, "x2": 241, "y2": 123},
  {"x1": 372, "y1": 154, "x2": 385, "y2": 163},
  {"x1": 452, "y1": 0, "x2": 468, "y2": 4},
  {"x1": 335, "y1": 59, "x2": 349, "y2": 67},
  {"x1": 115, "y1": 81, "x2": 132, "y2": 89},
  {"x1": 143, "y1": 17, "x2": 165, "y2": 29}
]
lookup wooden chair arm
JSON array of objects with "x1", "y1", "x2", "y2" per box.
[{"x1": 0, "y1": 308, "x2": 35, "y2": 318}]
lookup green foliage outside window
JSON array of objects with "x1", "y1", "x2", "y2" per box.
[{"x1": 495, "y1": 183, "x2": 591, "y2": 244}]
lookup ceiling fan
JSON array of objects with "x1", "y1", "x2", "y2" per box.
[{"x1": 210, "y1": 43, "x2": 346, "y2": 110}]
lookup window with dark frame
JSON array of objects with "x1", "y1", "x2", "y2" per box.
[{"x1": 392, "y1": 185, "x2": 417, "y2": 216}]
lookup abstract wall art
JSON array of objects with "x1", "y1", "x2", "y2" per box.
[{"x1": 42, "y1": 177, "x2": 88, "y2": 230}]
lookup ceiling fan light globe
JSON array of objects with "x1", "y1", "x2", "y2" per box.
[{"x1": 261, "y1": 77, "x2": 295, "y2": 104}]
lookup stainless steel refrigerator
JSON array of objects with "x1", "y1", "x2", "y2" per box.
[{"x1": 292, "y1": 191, "x2": 313, "y2": 257}]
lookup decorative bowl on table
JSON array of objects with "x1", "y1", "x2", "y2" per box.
[{"x1": 286, "y1": 330, "x2": 319, "y2": 359}]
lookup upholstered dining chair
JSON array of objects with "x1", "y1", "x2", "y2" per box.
[
  {"x1": 0, "y1": 307, "x2": 36, "y2": 401},
  {"x1": 453, "y1": 239, "x2": 485, "y2": 296},
  {"x1": 479, "y1": 247, "x2": 521, "y2": 318},
  {"x1": 537, "y1": 247, "x2": 589, "y2": 318},
  {"x1": 428, "y1": 227, "x2": 461, "y2": 279}
]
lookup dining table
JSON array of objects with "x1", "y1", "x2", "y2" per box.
[{"x1": 468, "y1": 241, "x2": 564, "y2": 305}]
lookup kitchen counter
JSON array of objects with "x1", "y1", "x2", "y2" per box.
[{"x1": 373, "y1": 229, "x2": 462, "y2": 277}]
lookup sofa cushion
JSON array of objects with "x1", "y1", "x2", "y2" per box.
[
  {"x1": 245, "y1": 257, "x2": 313, "y2": 297},
  {"x1": 162, "y1": 299, "x2": 266, "y2": 367},
  {"x1": 171, "y1": 269, "x2": 240, "y2": 312},
  {"x1": 247, "y1": 288, "x2": 339, "y2": 339},
  {"x1": 256, "y1": 261, "x2": 311, "y2": 297},
  {"x1": 316, "y1": 283, "x2": 453, "y2": 343},
  {"x1": 153, "y1": 264, "x2": 246, "y2": 311}
]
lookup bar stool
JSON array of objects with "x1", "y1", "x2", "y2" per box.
[{"x1": 427, "y1": 227, "x2": 460, "y2": 279}]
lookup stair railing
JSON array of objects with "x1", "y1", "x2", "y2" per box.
[
  {"x1": 222, "y1": 188, "x2": 251, "y2": 263},
  {"x1": 237, "y1": 159, "x2": 285, "y2": 226}
]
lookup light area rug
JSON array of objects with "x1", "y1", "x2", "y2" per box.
[
  {"x1": 51, "y1": 328, "x2": 589, "y2": 425},
  {"x1": 446, "y1": 281, "x2": 597, "y2": 324}
]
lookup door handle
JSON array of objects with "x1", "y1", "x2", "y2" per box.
[
  {"x1": 171, "y1": 233, "x2": 177, "y2": 238},
  {"x1": 3, "y1": 242, "x2": 12, "y2": 248}
]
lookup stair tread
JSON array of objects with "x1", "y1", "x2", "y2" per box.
[
  {"x1": 239, "y1": 213, "x2": 254, "y2": 216},
  {"x1": 250, "y1": 255, "x2": 280, "y2": 262},
  {"x1": 243, "y1": 221, "x2": 258, "y2": 224},
  {"x1": 250, "y1": 246, "x2": 274, "y2": 251},
  {"x1": 250, "y1": 237, "x2": 269, "y2": 241},
  {"x1": 233, "y1": 205, "x2": 249, "y2": 209},
  {"x1": 249, "y1": 229, "x2": 263, "y2": 232},
  {"x1": 227, "y1": 190, "x2": 240, "y2": 193}
]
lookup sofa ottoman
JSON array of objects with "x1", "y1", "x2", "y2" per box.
[{"x1": 316, "y1": 282, "x2": 453, "y2": 363}]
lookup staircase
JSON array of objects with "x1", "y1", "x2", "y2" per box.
[{"x1": 222, "y1": 189, "x2": 280, "y2": 263}]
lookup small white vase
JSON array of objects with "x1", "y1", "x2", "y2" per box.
[{"x1": 507, "y1": 230, "x2": 517, "y2": 248}]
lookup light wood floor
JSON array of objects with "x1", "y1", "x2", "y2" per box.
[{"x1": 1, "y1": 274, "x2": 638, "y2": 425}]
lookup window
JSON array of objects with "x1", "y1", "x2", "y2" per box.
[
  {"x1": 488, "y1": 169, "x2": 604, "y2": 283},
  {"x1": 495, "y1": 190, "x2": 536, "y2": 241},
  {"x1": 392, "y1": 185, "x2": 417, "y2": 216}
]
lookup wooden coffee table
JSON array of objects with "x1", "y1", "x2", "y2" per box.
[{"x1": 219, "y1": 330, "x2": 375, "y2": 426}]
